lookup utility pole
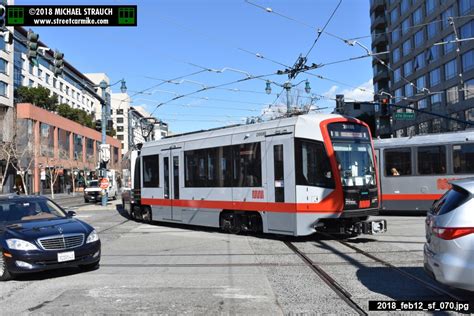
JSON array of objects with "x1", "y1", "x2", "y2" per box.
[{"x1": 99, "y1": 80, "x2": 108, "y2": 207}]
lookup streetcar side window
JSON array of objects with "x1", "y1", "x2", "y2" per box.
[
  {"x1": 185, "y1": 143, "x2": 261, "y2": 187},
  {"x1": 417, "y1": 146, "x2": 446, "y2": 175},
  {"x1": 142, "y1": 154, "x2": 159, "y2": 187},
  {"x1": 453, "y1": 143, "x2": 474, "y2": 174},
  {"x1": 384, "y1": 148, "x2": 412, "y2": 176},
  {"x1": 295, "y1": 139, "x2": 335, "y2": 188},
  {"x1": 133, "y1": 157, "x2": 141, "y2": 189}
]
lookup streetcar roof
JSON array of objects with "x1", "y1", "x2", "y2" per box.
[
  {"x1": 141, "y1": 113, "x2": 347, "y2": 148},
  {"x1": 374, "y1": 129, "x2": 474, "y2": 148}
]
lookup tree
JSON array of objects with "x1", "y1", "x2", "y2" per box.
[
  {"x1": 8, "y1": 141, "x2": 35, "y2": 195},
  {"x1": 15, "y1": 86, "x2": 58, "y2": 111},
  {"x1": 61, "y1": 151, "x2": 79, "y2": 196},
  {"x1": 0, "y1": 142, "x2": 13, "y2": 193},
  {"x1": 57, "y1": 103, "x2": 95, "y2": 128},
  {"x1": 43, "y1": 155, "x2": 63, "y2": 199}
]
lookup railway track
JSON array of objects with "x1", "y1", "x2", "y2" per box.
[
  {"x1": 284, "y1": 241, "x2": 368, "y2": 316},
  {"x1": 336, "y1": 239, "x2": 465, "y2": 302}
]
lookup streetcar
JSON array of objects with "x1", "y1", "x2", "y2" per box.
[
  {"x1": 374, "y1": 130, "x2": 474, "y2": 213},
  {"x1": 122, "y1": 114, "x2": 386, "y2": 236}
]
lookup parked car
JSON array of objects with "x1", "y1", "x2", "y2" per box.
[
  {"x1": 424, "y1": 178, "x2": 474, "y2": 291},
  {"x1": 0, "y1": 195, "x2": 101, "y2": 281},
  {"x1": 84, "y1": 176, "x2": 118, "y2": 203}
]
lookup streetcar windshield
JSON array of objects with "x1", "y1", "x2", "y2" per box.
[{"x1": 328, "y1": 123, "x2": 376, "y2": 188}]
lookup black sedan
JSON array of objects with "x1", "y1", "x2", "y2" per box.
[{"x1": 0, "y1": 195, "x2": 100, "y2": 281}]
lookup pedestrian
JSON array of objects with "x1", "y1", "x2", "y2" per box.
[{"x1": 66, "y1": 183, "x2": 71, "y2": 195}]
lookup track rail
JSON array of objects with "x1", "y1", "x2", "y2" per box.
[
  {"x1": 284, "y1": 241, "x2": 367, "y2": 316},
  {"x1": 337, "y1": 239, "x2": 465, "y2": 302}
]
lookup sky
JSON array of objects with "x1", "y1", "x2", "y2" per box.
[{"x1": 15, "y1": 0, "x2": 375, "y2": 133}]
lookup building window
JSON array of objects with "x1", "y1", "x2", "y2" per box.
[
  {"x1": 413, "y1": 53, "x2": 425, "y2": 71},
  {"x1": 117, "y1": 134, "x2": 124, "y2": 140},
  {"x1": 117, "y1": 117, "x2": 124, "y2": 123},
  {"x1": 402, "y1": 18, "x2": 411, "y2": 35},
  {"x1": 413, "y1": 7, "x2": 423, "y2": 25},
  {"x1": 401, "y1": 0, "x2": 411, "y2": 14},
  {"x1": 427, "y1": 21, "x2": 438, "y2": 39},
  {"x1": 459, "y1": 0, "x2": 474, "y2": 15},
  {"x1": 418, "y1": 146, "x2": 446, "y2": 174},
  {"x1": 0, "y1": 81, "x2": 7, "y2": 97},
  {"x1": 462, "y1": 49, "x2": 474, "y2": 72},
  {"x1": 414, "y1": 29, "x2": 424, "y2": 48},
  {"x1": 384, "y1": 148, "x2": 412, "y2": 176},
  {"x1": 416, "y1": 75, "x2": 426, "y2": 92},
  {"x1": 393, "y1": 47, "x2": 400, "y2": 63},
  {"x1": 430, "y1": 68, "x2": 441, "y2": 86},
  {"x1": 45, "y1": 73, "x2": 50, "y2": 84},
  {"x1": 395, "y1": 87, "x2": 403, "y2": 101},
  {"x1": 0, "y1": 59, "x2": 6, "y2": 74},
  {"x1": 117, "y1": 109, "x2": 124, "y2": 115},
  {"x1": 426, "y1": 0, "x2": 437, "y2": 15},
  {"x1": 426, "y1": 45, "x2": 440, "y2": 62},
  {"x1": 405, "y1": 83, "x2": 413, "y2": 97},
  {"x1": 53, "y1": 78, "x2": 57, "y2": 88},
  {"x1": 404, "y1": 60, "x2": 413, "y2": 77},
  {"x1": 431, "y1": 93, "x2": 442, "y2": 107},
  {"x1": 73, "y1": 134, "x2": 83, "y2": 161},
  {"x1": 402, "y1": 39, "x2": 411, "y2": 56},
  {"x1": 40, "y1": 123, "x2": 55, "y2": 158},
  {"x1": 446, "y1": 86, "x2": 459, "y2": 105},
  {"x1": 390, "y1": 8, "x2": 399, "y2": 24},
  {"x1": 443, "y1": 33, "x2": 455, "y2": 54},
  {"x1": 0, "y1": 36, "x2": 5, "y2": 51},
  {"x1": 29, "y1": 79, "x2": 34, "y2": 87},
  {"x1": 441, "y1": 6, "x2": 454, "y2": 29},
  {"x1": 117, "y1": 126, "x2": 124, "y2": 132},
  {"x1": 29, "y1": 63, "x2": 34, "y2": 75},
  {"x1": 60, "y1": 82, "x2": 63, "y2": 92},
  {"x1": 392, "y1": 27, "x2": 400, "y2": 43},
  {"x1": 418, "y1": 98, "x2": 428, "y2": 109},
  {"x1": 444, "y1": 59, "x2": 457, "y2": 80},
  {"x1": 464, "y1": 78, "x2": 474, "y2": 99},
  {"x1": 394, "y1": 68, "x2": 401, "y2": 83},
  {"x1": 460, "y1": 20, "x2": 474, "y2": 42}
]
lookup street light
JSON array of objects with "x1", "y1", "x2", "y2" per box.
[
  {"x1": 98, "y1": 78, "x2": 126, "y2": 207},
  {"x1": 265, "y1": 79, "x2": 311, "y2": 114}
]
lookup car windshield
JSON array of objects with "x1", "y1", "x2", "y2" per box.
[
  {"x1": 0, "y1": 199, "x2": 66, "y2": 223},
  {"x1": 88, "y1": 180, "x2": 99, "y2": 188}
]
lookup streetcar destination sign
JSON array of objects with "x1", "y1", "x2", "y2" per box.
[{"x1": 393, "y1": 112, "x2": 416, "y2": 120}]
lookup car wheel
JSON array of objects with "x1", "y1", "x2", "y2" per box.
[
  {"x1": 0, "y1": 253, "x2": 13, "y2": 281},
  {"x1": 79, "y1": 261, "x2": 100, "y2": 271},
  {"x1": 142, "y1": 206, "x2": 152, "y2": 224}
]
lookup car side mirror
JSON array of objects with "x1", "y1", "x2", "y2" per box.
[{"x1": 67, "y1": 210, "x2": 77, "y2": 217}]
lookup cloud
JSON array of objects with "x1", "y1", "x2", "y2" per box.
[{"x1": 321, "y1": 79, "x2": 374, "y2": 102}]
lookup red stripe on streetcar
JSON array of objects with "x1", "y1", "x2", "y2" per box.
[
  {"x1": 382, "y1": 194, "x2": 442, "y2": 201},
  {"x1": 141, "y1": 196, "x2": 342, "y2": 214}
]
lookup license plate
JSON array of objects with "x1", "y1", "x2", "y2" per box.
[
  {"x1": 57, "y1": 251, "x2": 75, "y2": 262},
  {"x1": 370, "y1": 220, "x2": 386, "y2": 234}
]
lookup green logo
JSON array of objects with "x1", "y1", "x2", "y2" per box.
[
  {"x1": 7, "y1": 7, "x2": 24, "y2": 25},
  {"x1": 118, "y1": 7, "x2": 135, "y2": 25}
]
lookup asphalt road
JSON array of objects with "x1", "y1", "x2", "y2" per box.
[{"x1": 1, "y1": 202, "x2": 472, "y2": 315}]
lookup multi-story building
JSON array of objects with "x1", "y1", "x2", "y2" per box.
[
  {"x1": 111, "y1": 92, "x2": 131, "y2": 153},
  {"x1": 370, "y1": 0, "x2": 474, "y2": 137},
  {"x1": 333, "y1": 94, "x2": 376, "y2": 117}
]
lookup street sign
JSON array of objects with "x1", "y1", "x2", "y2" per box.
[
  {"x1": 394, "y1": 112, "x2": 416, "y2": 120},
  {"x1": 99, "y1": 178, "x2": 109, "y2": 189}
]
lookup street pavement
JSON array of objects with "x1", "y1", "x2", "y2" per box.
[{"x1": 1, "y1": 203, "x2": 472, "y2": 314}]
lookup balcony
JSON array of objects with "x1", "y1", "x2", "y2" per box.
[
  {"x1": 370, "y1": 0, "x2": 385, "y2": 13},
  {"x1": 373, "y1": 68, "x2": 389, "y2": 82},
  {"x1": 372, "y1": 32, "x2": 388, "y2": 47},
  {"x1": 371, "y1": 14, "x2": 387, "y2": 31}
]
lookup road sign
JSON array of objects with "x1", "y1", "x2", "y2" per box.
[
  {"x1": 394, "y1": 112, "x2": 416, "y2": 120},
  {"x1": 99, "y1": 178, "x2": 109, "y2": 189}
]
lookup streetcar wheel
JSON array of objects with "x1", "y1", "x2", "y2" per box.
[{"x1": 142, "y1": 206, "x2": 152, "y2": 223}]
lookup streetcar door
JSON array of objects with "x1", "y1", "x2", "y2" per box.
[
  {"x1": 171, "y1": 154, "x2": 182, "y2": 221},
  {"x1": 265, "y1": 136, "x2": 295, "y2": 234}
]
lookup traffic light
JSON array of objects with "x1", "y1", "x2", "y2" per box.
[
  {"x1": 95, "y1": 119, "x2": 102, "y2": 131},
  {"x1": 27, "y1": 29, "x2": 39, "y2": 63},
  {"x1": 53, "y1": 50, "x2": 64, "y2": 76},
  {"x1": 380, "y1": 97, "x2": 389, "y2": 116}
]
